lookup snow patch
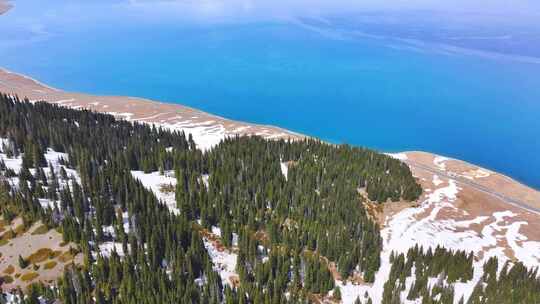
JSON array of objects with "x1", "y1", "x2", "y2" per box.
[
  {"x1": 387, "y1": 152, "x2": 408, "y2": 161},
  {"x1": 162, "y1": 120, "x2": 226, "y2": 152},
  {"x1": 432, "y1": 175, "x2": 443, "y2": 186},
  {"x1": 98, "y1": 242, "x2": 126, "y2": 257},
  {"x1": 131, "y1": 170, "x2": 179, "y2": 214},
  {"x1": 203, "y1": 239, "x2": 238, "y2": 286},
  {"x1": 280, "y1": 161, "x2": 289, "y2": 180},
  {"x1": 433, "y1": 156, "x2": 449, "y2": 171}
]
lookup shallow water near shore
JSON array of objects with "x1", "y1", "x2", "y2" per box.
[{"x1": 1, "y1": 1, "x2": 540, "y2": 189}]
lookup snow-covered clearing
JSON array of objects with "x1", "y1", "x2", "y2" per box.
[
  {"x1": 0, "y1": 138, "x2": 22, "y2": 172},
  {"x1": 386, "y1": 153, "x2": 408, "y2": 161},
  {"x1": 1, "y1": 140, "x2": 80, "y2": 202},
  {"x1": 339, "y1": 173, "x2": 540, "y2": 304},
  {"x1": 280, "y1": 161, "x2": 289, "y2": 180},
  {"x1": 203, "y1": 239, "x2": 238, "y2": 287},
  {"x1": 131, "y1": 170, "x2": 179, "y2": 214},
  {"x1": 97, "y1": 242, "x2": 126, "y2": 258},
  {"x1": 433, "y1": 156, "x2": 449, "y2": 171},
  {"x1": 462, "y1": 168, "x2": 492, "y2": 180},
  {"x1": 162, "y1": 120, "x2": 226, "y2": 152}
]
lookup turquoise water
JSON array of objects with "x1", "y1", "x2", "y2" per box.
[{"x1": 1, "y1": 1, "x2": 540, "y2": 189}]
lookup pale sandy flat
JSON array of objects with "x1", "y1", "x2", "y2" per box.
[
  {"x1": 381, "y1": 151, "x2": 540, "y2": 265},
  {"x1": 0, "y1": 219, "x2": 82, "y2": 291},
  {"x1": 0, "y1": 68, "x2": 303, "y2": 144}
]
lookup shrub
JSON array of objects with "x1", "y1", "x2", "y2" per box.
[
  {"x1": 18, "y1": 255, "x2": 28, "y2": 269},
  {"x1": 43, "y1": 261, "x2": 57, "y2": 270},
  {"x1": 1, "y1": 275, "x2": 14, "y2": 284},
  {"x1": 27, "y1": 248, "x2": 53, "y2": 264},
  {"x1": 3, "y1": 265, "x2": 15, "y2": 275},
  {"x1": 20, "y1": 272, "x2": 39, "y2": 282},
  {"x1": 31, "y1": 225, "x2": 49, "y2": 235}
]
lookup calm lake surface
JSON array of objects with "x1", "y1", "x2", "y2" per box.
[{"x1": 1, "y1": 1, "x2": 539, "y2": 188}]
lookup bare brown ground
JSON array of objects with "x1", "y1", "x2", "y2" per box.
[
  {"x1": 0, "y1": 218, "x2": 82, "y2": 292},
  {"x1": 382, "y1": 152, "x2": 540, "y2": 264},
  {"x1": 406, "y1": 151, "x2": 540, "y2": 210}
]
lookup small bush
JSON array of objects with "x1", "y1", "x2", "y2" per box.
[
  {"x1": 49, "y1": 250, "x2": 62, "y2": 259},
  {"x1": 1, "y1": 275, "x2": 14, "y2": 284},
  {"x1": 14, "y1": 224, "x2": 28, "y2": 236},
  {"x1": 20, "y1": 272, "x2": 39, "y2": 282},
  {"x1": 58, "y1": 251, "x2": 75, "y2": 263},
  {"x1": 31, "y1": 225, "x2": 49, "y2": 235},
  {"x1": 43, "y1": 261, "x2": 57, "y2": 270},
  {"x1": 3, "y1": 265, "x2": 15, "y2": 275},
  {"x1": 1, "y1": 229, "x2": 15, "y2": 240},
  {"x1": 27, "y1": 248, "x2": 53, "y2": 264}
]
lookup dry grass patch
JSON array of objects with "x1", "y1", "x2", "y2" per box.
[
  {"x1": 58, "y1": 251, "x2": 75, "y2": 263},
  {"x1": 160, "y1": 183, "x2": 175, "y2": 193},
  {"x1": 1, "y1": 229, "x2": 15, "y2": 241},
  {"x1": 43, "y1": 261, "x2": 57, "y2": 270},
  {"x1": 31, "y1": 224, "x2": 49, "y2": 235},
  {"x1": 14, "y1": 273, "x2": 21, "y2": 278},
  {"x1": 3, "y1": 265, "x2": 15, "y2": 275},
  {"x1": 1, "y1": 275, "x2": 14, "y2": 284},
  {"x1": 14, "y1": 224, "x2": 28, "y2": 236},
  {"x1": 51, "y1": 250, "x2": 62, "y2": 259},
  {"x1": 27, "y1": 248, "x2": 53, "y2": 264},
  {"x1": 0, "y1": 239, "x2": 8, "y2": 246},
  {"x1": 20, "y1": 272, "x2": 39, "y2": 282}
]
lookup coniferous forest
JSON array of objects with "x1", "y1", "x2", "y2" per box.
[{"x1": 0, "y1": 93, "x2": 539, "y2": 303}]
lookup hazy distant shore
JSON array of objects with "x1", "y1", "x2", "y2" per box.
[{"x1": 0, "y1": 0, "x2": 11, "y2": 15}]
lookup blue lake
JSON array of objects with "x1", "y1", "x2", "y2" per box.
[{"x1": 1, "y1": 1, "x2": 539, "y2": 189}]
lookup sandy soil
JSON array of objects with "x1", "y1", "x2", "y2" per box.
[
  {"x1": 389, "y1": 152, "x2": 540, "y2": 264},
  {"x1": 405, "y1": 151, "x2": 540, "y2": 210},
  {"x1": 0, "y1": 219, "x2": 82, "y2": 291}
]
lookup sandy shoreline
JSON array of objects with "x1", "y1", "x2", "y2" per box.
[
  {"x1": 1, "y1": 3, "x2": 539, "y2": 300},
  {"x1": 1, "y1": 67, "x2": 538, "y2": 207},
  {"x1": 0, "y1": 68, "x2": 304, "y2": 149},
  {"x1": 2, "y1": 72, "x2": 539, "y2": 304},
  {"x1": 0, "y1": 0, "x2": 537, "y2": 206}
]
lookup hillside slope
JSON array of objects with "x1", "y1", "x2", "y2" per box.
[
  {"x1": 1, "y1": 70, "x2": 539, "y2": 303},
  {"x1": 1, "y1": 95, "x2": 427, "y2": 303}
]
